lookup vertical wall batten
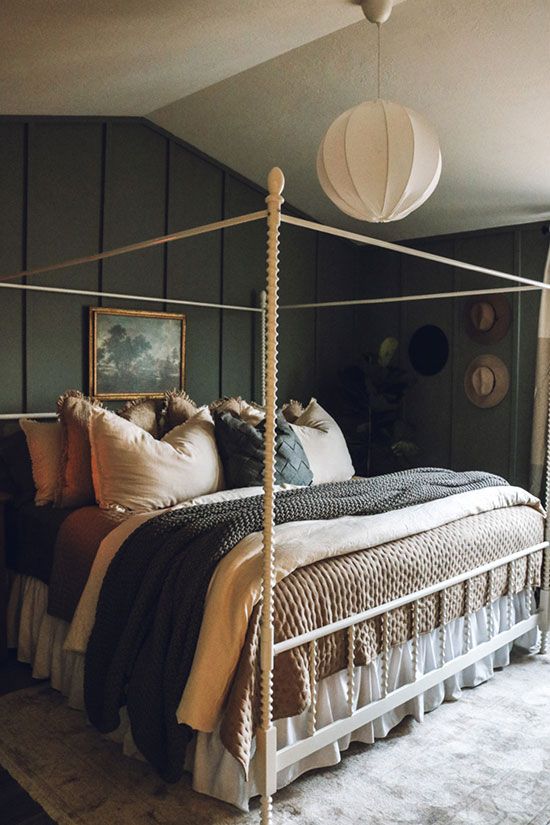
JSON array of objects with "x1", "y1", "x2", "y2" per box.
[
  {"x1": 25, "y1": 122, "x2": 103, "y2": 409},
  {"x1": 0, "y1": 123, "x2": 26, "y2": 417},
  {"x1": 219, "y1": 172, "x2": 227, "y2": 399},
  {"x1": 97, "y1": 122, "x2": 107, "y2": 304},
  {"x1": 21, "y1": 123, "x2": 29, "y2": 413},
  {"x1": 162, "y1": 138, "x2": 171, "y2": 312}
]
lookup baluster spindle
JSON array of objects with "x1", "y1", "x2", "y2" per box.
[
  {"x1": 463, "y1": 579, "x2": 472, "y2": 653},
  {"x1": 381, "y1": 613, "x2": 390, "y2": 698},
  {"x1": 411, "y1": 601, "x2": 419, "y2": 681},
  {"x1": 347, "y1": 625, "x2": 355, "y2": 715},
  {"x1": 507, "y1": 560, "x2": 515, "y2": 630},
  {"x1": 486, "y1": 568, "x2": 495, "y2": 638},
  {"x1": 527, "y1": 553, "x2": 536, "y2": 616},
  {"x1": 307, "y1": 640, "x2": 318, "y2": 736},
  {"x1": 439, "y1": 589, "x2": 447, "y2": 667}
]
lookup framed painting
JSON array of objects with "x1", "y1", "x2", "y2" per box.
[{"x1": 89, "y1": 307, "x2": 186, "y2": 400}]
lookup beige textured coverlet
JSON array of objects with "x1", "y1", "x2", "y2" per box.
[{"x1": 220, "y1": 505, "x2": 543, "y2": 770}]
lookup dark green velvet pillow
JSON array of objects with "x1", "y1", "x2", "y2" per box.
[{"x1": 214, "y1": 410, "x2": 313, "y2": 489}]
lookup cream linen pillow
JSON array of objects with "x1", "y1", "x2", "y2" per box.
[
  {"x1": 290, "y1": 398, "x2": 354, "y2": 484},
  {"x1": 19, "y1": 419, "x2": 63, "y2": 505},
  {"x1": 90, "y1": 406, "x2": 224, "y2": 512}
]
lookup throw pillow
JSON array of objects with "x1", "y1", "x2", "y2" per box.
[
  {"x1": 19, "y1": 419, "x2": 63, "y2": 506},
  {"x1": 290, "y1": 399, "x2": 355, "y2": 484},
  {"x1": 89, "y1": 406, "x2": 224, "y2": 511},
  {"x1": 214, "y1": 409, "x2": 312, "y2": 488}
]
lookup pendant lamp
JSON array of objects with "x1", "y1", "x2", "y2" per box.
[{"x1": 317, "y1": 0, "x2": 442, "y2": 223}]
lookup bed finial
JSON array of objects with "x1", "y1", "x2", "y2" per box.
[{"x1": 267, "y1": 167, "x2": 285, "y2": 198}]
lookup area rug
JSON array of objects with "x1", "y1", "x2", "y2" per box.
[{"x1": 1, "y1": 652, "x2": 550, "y2": 825}]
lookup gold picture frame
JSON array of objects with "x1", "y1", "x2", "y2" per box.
[{"x1": 89, "y1": 307, "x2": 186, "y2": 400}]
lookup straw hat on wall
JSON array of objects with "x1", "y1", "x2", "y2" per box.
[
  {"x1": 464, "y1": 355, "x2": 510, "y2": 408},
  {"x1": 464, "y1": 295, "x2": 511, "y2": 344}
]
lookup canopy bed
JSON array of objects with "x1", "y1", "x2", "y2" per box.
[{"x1": 1, "y1": 168, "x2": 550, "y2": 825}]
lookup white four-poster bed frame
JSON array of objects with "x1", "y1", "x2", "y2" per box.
[{"x1": 1, "y1": 166, "x2": 550, "y2": 824}]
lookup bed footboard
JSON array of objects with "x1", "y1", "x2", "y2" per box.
[{"x1": 260, "y1": 540, "x2": 548, "y2": 795}]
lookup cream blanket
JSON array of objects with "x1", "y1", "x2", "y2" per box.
[{"x1": 64, "y1": 484, "x2": 542, "y2": 733}]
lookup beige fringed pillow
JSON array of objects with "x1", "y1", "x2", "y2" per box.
[
  {"x1": 19, "y1": 419, "x2": 63, "y2": 506},
  {"x1": 281, "y1": 399, "x2": 304, "y2": 424},
  {"x1": 89, "y1": 406, "x2": 224, "y2": 512},
  {"x1": 56, "y1": 391, "x2": 102, "y2": 508},
  {"x1": 117, "y1": 397, "x2": 165, "y2": 439},
  {"x1": 210, "y1": 396, "x2": 265, "y2": 426},
  {"x1": 163, "y1": 390, "x2": 197, "y2": 433},
  {"x1": 290, "y1": 398, "x2": 355, "y2": 484}
]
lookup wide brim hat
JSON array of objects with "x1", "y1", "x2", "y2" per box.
[
  {"x1": 464, "y1": 294, "x2": 511, "y2": 344},
  {"x1": 464, "y1": 355, "x2": 510, "y2": 408}
]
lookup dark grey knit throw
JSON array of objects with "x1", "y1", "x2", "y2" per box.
[{"x1": 84, "y1": 468, "x2": 507, "y2": 782}]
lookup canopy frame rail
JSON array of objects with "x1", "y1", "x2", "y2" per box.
[
  {"x1": 281, "y1": 214, "x2": 550, "y2": 295},
  {"x1": 0, "y1": 280, "x2": 263, "y2": 313},
  {"x1": 0, "y1": 210, "x2": 268, "y2": 284},
  {"x1": 281, "y1": 284, "x2": 541, "y2": 311}
]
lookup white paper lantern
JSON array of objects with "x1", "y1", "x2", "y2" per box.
[{"x1": 317, "y1": 99, "x2": 442, "y2": 223}]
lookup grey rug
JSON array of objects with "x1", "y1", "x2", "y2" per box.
[{"x1": 1, "y1": 651, "x2": 549, "y2": 825}]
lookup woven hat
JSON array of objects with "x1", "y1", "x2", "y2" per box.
[
  {"x1": 464, "y1": 294, "x2": 511, "y2": 344},
  {"x1": 464, "y1": 355, "x2": 509, "y2": 408}
]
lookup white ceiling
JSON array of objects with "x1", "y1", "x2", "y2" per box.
[{"x1": 2, "y1": 0, "x2": 550, "y2": 240}]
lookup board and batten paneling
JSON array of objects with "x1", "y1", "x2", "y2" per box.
[
  {"x1": 358, "y1": 225, "x2": 549, "y2": 488},
  {"x1": 278, "y1": 221, "x2": 317, "y2": 404},
  {"x1": 166, "y1": 143, "x2": 223, "y2": 404},
  {"x1": 315, "y1": 234, "x2": 361, "y2": 412},
  {"x1": 400, "y1": 239, "x2": 455, "y2": 470},
  {"x1": 450, "y1": 231, "x2": 516, "y2": 479},
  {"x1": 0, "y1": 115, "x2": 361, "y2": 420},
  {"x1": 26, "y1": 122, "x2": 103, "y2": 409},
  {"x1": 0, "y1": 123, "x2": 25, "y2": 414},
  {"x1": 221, "y1": 175, "x2": 266, "y2": 403},
  {"x1": 102, "y1": 122, "x2": 167, "y2": 312}
]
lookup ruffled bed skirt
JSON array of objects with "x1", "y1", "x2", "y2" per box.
[{"x1": 7, "y1": 573, "x2": 539, "y2": 811}]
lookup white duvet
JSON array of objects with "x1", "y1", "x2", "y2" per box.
[{"x1": 64, "y1": 484, "x2": 542, "y2": 733}]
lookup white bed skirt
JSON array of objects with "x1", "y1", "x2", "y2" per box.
[{"x1": 7, "y1": 574, "x2": 539, "y2": 811}]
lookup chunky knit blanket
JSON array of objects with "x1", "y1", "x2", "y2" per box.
[{"x1": 84, "y1": 468, "x2": 507, "y2": 781}]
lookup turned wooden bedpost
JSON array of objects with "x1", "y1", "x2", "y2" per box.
[
  {"x1": 539, "y1": 384, "x2": 550, "y2": 654},
  {"x1": 260, "y1": 289, "x2": 267, "y2": 408},
  {"x1": 259, "y1": 167, "x2": 284, "y2": 824}
]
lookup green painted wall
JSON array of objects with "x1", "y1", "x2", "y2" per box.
[
  {"x1": 354, "y1": 223, "x2": 549, "y2": 487},
  {"x1": 0, "y1": 116, "x2": 362, "y2": 422}
]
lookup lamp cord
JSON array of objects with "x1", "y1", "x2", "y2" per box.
[{"x1": 377, "y1": 23, "x2": 381, "y2": 100}]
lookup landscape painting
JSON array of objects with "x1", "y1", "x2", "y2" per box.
[{"x1": 89, "y1": 307, "x2": 186, "y2": 399}]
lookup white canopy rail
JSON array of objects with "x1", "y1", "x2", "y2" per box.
[{"x1": 1, "y1": 168, "x2": 549, "y2": 825}]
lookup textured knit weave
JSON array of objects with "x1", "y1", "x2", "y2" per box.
[
  {"x1": 84, "y1": 468, "x2": 507, "y2": 782},
  {"x1": 214, "y1": 409, "x2": 313, "y2": 487}
]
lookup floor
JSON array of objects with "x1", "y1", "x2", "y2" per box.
[{"x1": 0, "y1": 653, "x2": 54, "y2": 825}]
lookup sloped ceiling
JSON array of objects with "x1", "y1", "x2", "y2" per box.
[{"x1": 1, "y1": 0, "x2": 549, "y2": 240}]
